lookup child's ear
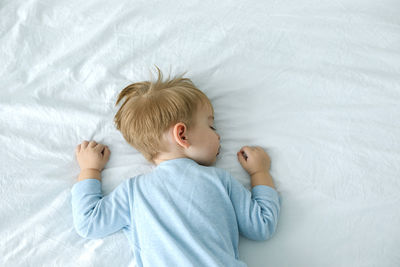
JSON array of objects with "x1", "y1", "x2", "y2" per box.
[{"x1": 173, "y1": 122, "x2": 190, "y2": 149}]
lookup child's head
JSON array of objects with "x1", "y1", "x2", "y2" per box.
[{"x1": 114, "y1": 66, "x2": 221, "y2": 166}]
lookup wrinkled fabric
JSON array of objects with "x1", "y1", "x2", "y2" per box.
[{"x1": 1, "y1": 0, "x2": 400, "y2": 266}]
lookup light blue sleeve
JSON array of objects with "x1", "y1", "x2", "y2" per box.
[
  {"x1": 71, "y1": 178, "x2": 131, "y2": 239},
  {"x1": 226, "y1": 172, "x2": 281, "y2": 241}
]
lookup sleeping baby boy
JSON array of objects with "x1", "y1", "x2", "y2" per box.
[{"x1": 71, "y1": 67, "x2": 281, "y2": 266}]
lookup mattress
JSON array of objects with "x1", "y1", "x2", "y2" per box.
[{"x1": 1, "y1": 0, "x2": 400, "y2": 266}]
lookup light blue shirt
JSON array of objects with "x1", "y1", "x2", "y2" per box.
[{"x1": 71, "y1": 157, "x2": 281, "y2": 267}]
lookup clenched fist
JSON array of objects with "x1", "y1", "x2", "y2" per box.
[
  {"x1": 75, "y1": 140, "x2": 111, "y2": 172},
  {"x1": 237, "y1": 146, "x2": 271, "y2": 176}
]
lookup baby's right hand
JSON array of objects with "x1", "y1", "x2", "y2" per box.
[{"x1": 237, "y1": 146, "x2": 271, "y2": 176}]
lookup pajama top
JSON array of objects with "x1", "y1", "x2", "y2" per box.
[{"x1": 71, "y1": 157, "x2": 281, "y2": 267}]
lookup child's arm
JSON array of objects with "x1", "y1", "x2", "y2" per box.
[
  {"x1": 226, "y1": 172, "x2": 280, "y2": 241},
  {"x1": 78, "y1": 168, "x2": 101, "y2": 181},
  {"x1": 230, "y1": 146, "x2": 280, "y2": 240},
  {"x1": 71, "y1": 177, "x2": 131, "y2": 239},
  {"x1": 72, "y1": 140, "x2": 131, "y2": 239}
]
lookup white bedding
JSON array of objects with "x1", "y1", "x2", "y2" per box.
[{"x1": 1, "y1": 0, "x2": 400, "y2": 266}]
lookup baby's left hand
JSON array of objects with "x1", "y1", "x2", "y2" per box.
[{"x1": 75, "y1": 140, "x2": 111, "y2": 171}]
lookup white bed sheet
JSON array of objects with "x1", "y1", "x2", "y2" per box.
[{"x1": 1, "y1": 0, "x2": 400, "y2": 266}]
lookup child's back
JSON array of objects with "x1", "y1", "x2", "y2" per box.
[{"x1": 72, "y1": 157, "x2": 280, "y2": 267}]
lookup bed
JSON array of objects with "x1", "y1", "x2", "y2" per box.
[{"x1": 1, "y1": 0, "x2": 399, "y2": 266}]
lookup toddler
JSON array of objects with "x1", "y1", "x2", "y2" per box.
[{"x1": 72, "y1": 67, "x2": 281, "y2": 267}]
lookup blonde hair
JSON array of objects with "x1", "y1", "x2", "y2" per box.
[{"x1": 114, "y1": 66, "x2": 213, "y2": 165}]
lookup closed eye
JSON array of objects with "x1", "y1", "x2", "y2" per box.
[{"x1": 210, "y1": 126, "x2": 216, "y2": 131}]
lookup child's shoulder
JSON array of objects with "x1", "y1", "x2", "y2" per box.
[
  {"x1": 201, "y1": 165, "x2": 233, "y2": 184},
  {"x1": 197, "y1": 164, "x2": 226, "y2": 175}
]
